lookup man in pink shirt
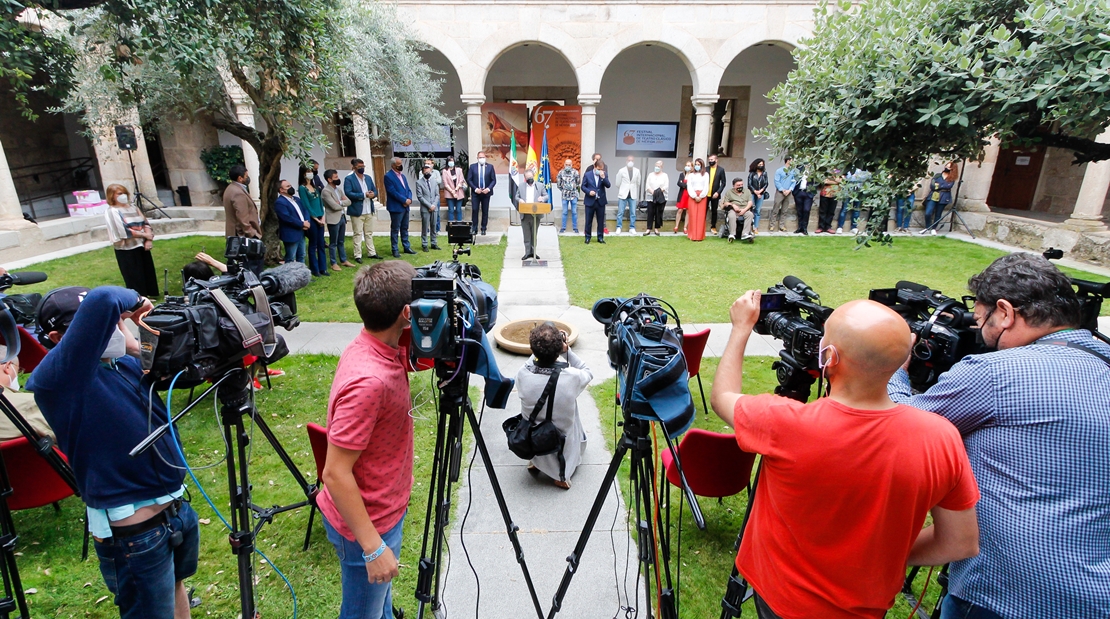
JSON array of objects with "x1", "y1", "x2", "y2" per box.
[{"x1": 319, "y1": 260, "x2": 417, "y2": 619}]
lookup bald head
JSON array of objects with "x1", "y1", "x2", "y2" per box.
[{"x1": 823, "y1": 300, "x2": 911, "y2": 380}]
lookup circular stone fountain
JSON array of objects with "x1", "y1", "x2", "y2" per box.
[{"x1": 492, "y1": 319, "x2": 580, "y2": 355}]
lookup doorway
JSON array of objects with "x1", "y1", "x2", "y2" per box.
[{"x1": 987, "y1": 146, "x2": 1046, "y2": 210}]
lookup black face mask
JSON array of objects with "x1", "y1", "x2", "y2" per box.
[
  {"x1": 526, "y1": 178, "x2": 534, "y2": 184},
  {"x1": 974, "y1": 328, "x2": 997, "y2": 353},
  {"x1": 709, "y1": 161, "x2": 717, "y2": 167},
  {"x1": 285, "y1": 187, "x2": 295, "y2": 196},
  {"x1": 758, "y1": 165, "x2": 764, "y2": 170},
  {"x1": 330, "y1": 179, "x2": 340, "y2": 186},
  {"x1": 356, "y1": 167, "x2": 366, "y2": 174},
  {"x1": 423, "y1": 172, "x2": 431, "y2": 178}
]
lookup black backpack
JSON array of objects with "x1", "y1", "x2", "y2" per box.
[{"x1": 503, "y1": 367, "x2": 566, "y2": 470}]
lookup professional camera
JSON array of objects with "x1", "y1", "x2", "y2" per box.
[
  {"x1": 0, "y1": 270, "x2": 47, "y2": 329},
  {"x1": 138, "y1": 237, "x2": 310, "y2": 382},
  {"x1": 592, "y1": 294, "x2": 694, "y2": 438},
  {"x1": 756, "y1": 276, "x2": 833, "y2": 402},
  {"x1": 868, "y1": 281, "x2": 980, "y2": 392},
  {"x1": 1043, "y1": 248, "x2": 1110, "y2": 344}
]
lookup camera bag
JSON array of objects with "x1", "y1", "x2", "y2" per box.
[{"x1": 503, "y1": 367, "x2": 566, "y2": 469}]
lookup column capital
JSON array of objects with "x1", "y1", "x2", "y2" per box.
[
  {"x1": 691, "y1": 94, "x2": 720, "y2": 110},
  {"x1": 460, "y1": 94, "x2": 486, "y2": 107},
  {"x1": 578, "y1": 94, "x2": 602, "y2": 108}
]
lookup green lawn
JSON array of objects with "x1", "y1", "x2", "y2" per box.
[
  {"x1": 591, "y1": 356, "x2": 943, "y2": 619},
  {"x1": 16, "y1": 235, "x2": 507, "y2": 323},
  {"x1": 13, "y1": 354, "x2": 455, "y2": 618},
  {"x1": 561, "y1": 235, "x2": 1109, "y2": 322}
]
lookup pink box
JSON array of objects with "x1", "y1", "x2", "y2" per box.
[{"x1": 73, "y1": 190, "x2": 102, "y2": 204}]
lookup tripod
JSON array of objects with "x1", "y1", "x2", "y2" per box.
[
  {"x1": 133, "y1": 366, "x2": 318, "y2": 619},
  {"x1": 415, "y1": 357, "x2": 544, "y2": 619},
  {"x1": 125, "y1": 149, "x2": 171, "y2": 220},
  {"x1": 921, "y1": 173, "x2": 974, "y2": 238}
]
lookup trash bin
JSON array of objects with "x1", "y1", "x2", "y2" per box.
[{"x1": 175, "y1": 186, "x2": 192, "y2": 206}]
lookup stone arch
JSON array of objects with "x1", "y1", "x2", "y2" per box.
[
  {"x1": 586, "y1": 29, "x2": 708, "y2": 96},
  {"x1": 703, "y1": 30, "x2": 803, "y2": 94},
  {"x1": 407, "y1": 21, "x2": 471, "y2": 91},
  {"x1": 471, "y1": 26, "x2": 587, "y2": 95}
]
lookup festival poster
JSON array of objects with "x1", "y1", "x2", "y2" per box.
[
  {"x1": 526, "y1": 105, "x2": 582, "y2": 177},
  {"x1": 480, "y1": 103, "x2": 528, "y2": 174}
]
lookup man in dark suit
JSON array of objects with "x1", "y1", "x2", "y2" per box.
[
  {"x1": 514, "y1": 169, "x2": 549, "y2": 260},
  {"x1": 706, "y1": 154, "x2": 727, "y2": 235},
  {"x1": 467, "y1": 153, "x2": 496, "y2": 235},
  {"x1": 382, "y1": 157, "x2": 417, "y2": 257},
  {"x1": 581, "y1": 161, "x2": 611, "y2": 244},
  {"x1": 274, "y1": 179, "x2": 309, "y2": 263}
]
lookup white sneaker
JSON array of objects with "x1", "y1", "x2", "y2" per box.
[
  {"x1": 835, "y1": 227, "x2": 843, "y2": 235},
  {"x1": 931, "y1": 229, "x2": 937, "y2": 236},
  {"x1": 614, "y1": 228, "x2": 623, "y2": 236},
  {"x1": 850, "y1": 228, "x2": 859, "y2": 235}
]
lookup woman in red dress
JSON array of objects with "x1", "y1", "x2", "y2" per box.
[{"x1": 685, "y1": 158, "x2": 709, "y2": 241}]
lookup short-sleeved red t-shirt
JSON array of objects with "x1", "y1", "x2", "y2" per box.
[
  {"x1": 733, "y1": 395, "x2": 979, "y2": 619},
  {"x1": 317, "y1": 330, "x2": 414, "y2": 541}
]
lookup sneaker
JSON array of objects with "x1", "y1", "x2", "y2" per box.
[
  {"x1": 559, "y1": 228, "x2": 566, "y2": 233},
  {"x1": 266, "y1": 368, "x2": 285, "y2": 377},
  {"x1": 727, "y1": 236, "x2": 734, "y2": 243},
  {"x1": 850, "y1": 228, "x2": 859, "y2": 236},
  {"x1": 614, "y1": 228, "x2": 622, "y2": 236},
  {"x1": 711, "y1": 228, "x2": 718, "y2": 235},
  {"x1": 741, "y1": 234, "x2": 753, "y2": 242},
  {"x1": 931, "y1": 229, "x2": 938, "y2": 236},
  {"x1": 835, "y1": 228, "x2": 843, "y2": 235},
  {"x1": 573, "y1": 228, "x2": 579, "y2": 234}
]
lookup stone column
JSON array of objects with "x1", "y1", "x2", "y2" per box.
[
  {"x1": 691, "y1": 95, "x2": 719, "y2": 162},
  {"x1": 353, "y1": 114, "x2": 375, "y2": 163},
  {"x1": 461, "y1": 95, "x2": 485, "y2": 161},
  {"x1": 91, "y1": 112, "x2": 162, "y2": 206},
  {"x1": 578, "y1": 95, "x2": 601, "y2": 170},
  {"x1": 1064, "y1": 128, "x2": 1110, "y2": 231},
  {"x1": 0, "y1": 137, "x2": 29, "y2": 227},
  {"x1": 234, "y1": 101, "x2": 261, "y2": 200}
]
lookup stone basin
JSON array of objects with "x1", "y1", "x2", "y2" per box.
[{"x1": 492, "y1": 319, "x2": 580, "y2": 355}]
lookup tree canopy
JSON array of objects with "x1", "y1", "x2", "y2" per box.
[
  {"x1": 760, "y1": 0, "x2": 1110, "y2": 243},
  {"x1": 1, "y1": 1, "x2": 73, "y2": 118}
]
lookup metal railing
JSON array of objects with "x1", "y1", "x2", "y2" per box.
[{"x1": 10, "y1": 157, "x2": 101, "y2": 220}]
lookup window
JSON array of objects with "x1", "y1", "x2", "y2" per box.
[{"x1": 334, "y1": 113, "x2": 357, "y2": 158}]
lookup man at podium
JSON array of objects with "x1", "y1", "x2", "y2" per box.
[{"x1": 515, "y1": 169, "x2": 549, "y2": 260}]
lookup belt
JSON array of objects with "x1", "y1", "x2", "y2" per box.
[{"x1": 108, "y1": 499, "x2": 181, "y2": 540}]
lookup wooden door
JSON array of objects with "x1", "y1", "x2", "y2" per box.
[{"x1": 987, "y1": 146, "x2": 1046, "y2": 210}]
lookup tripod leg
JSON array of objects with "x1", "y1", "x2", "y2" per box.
[
  {"x1": 417, "y1": 400, "x2": 463, "y2": 619},
  {"x1": 223, "y1": 407, "x2": 256, "y2": 619},
  {"x1": 0, "y1": 455, "x2": 29, "y2": 619},
  {"x1": 250, "y1": 415, "x2": 315, "y2": 498},
  {"x1": 416, "y1": 405, "x2": 451, "y2": 613}
]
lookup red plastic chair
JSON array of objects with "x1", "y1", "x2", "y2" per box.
[
  {"x1": 0, "y1": 436, "x2": 89, "y2": 558},
  {"x1": 302, "y1": 422, "x2": 329, "y2": 550},
  {"x1": 660, "y1": 428, "x2": 756, "y2": 500},
  {"x1": 681, "y1": 329, "x2": 711, "y2": 417}
]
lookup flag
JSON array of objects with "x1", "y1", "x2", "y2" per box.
[
  {"x1": 509, "y1": 123, "x2": 519, "y2": 207},
  {"x1": 540, "y1": 128, "x2": 552, "y2": 197}
]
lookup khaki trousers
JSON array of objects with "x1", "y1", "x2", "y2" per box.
[
  {"x1": 770, "y1": 191, "x2": 794, "y2": 230},
  {"x1": 349, "y1": 213, "x2": 377, "y2": 258}
]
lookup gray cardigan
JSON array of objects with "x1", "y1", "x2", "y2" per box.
[{"x1": 321, "y1": 184, "x2": 350, "y2": 225}]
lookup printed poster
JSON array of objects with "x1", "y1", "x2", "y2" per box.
[{"x1": 480, "y1": 103, "x2": 528, "y2": 174}]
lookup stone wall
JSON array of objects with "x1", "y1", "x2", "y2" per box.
[
  {"x1": 1031, "y1": 147, "x2": 1087, "y2": 215},
  {"x1": 160, "y1": 118, "x2": 222, "y2": 206},
  {"x1": 979, "y1": 213, "x2": 1110, "y2": 266}
]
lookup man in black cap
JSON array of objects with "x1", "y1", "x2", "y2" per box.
[{"x1": 28, "y1": 286, "x2": 199, "y2": 619}]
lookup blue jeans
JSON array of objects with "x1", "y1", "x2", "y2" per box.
[
  {"x1": 93, "y1": 502, "x2": 200, "y2": 619},
  {"x1": 924, "y1": 199, "x2": 947, "y2": 229},
  {"x1": 307, "y1": 219, "x2": 327, "y2": 274},
  {"x1": 283, "y1": 238, "x2": 305, "y2": 263},
  {"x1": 323, "y1": 512, "x2": 405, "y2": 619},
  {"x1": 895, "y1": 195, "x2": 915, "y2": 229},
  {"x1": 616, "y1": 196, "x2": 637, "y2": 231},
  {"x1": 328, "y1": 217, "x2": 348, "y2": 264},
  {"x1": 446, "y1": 198, "x2": 463, "y2": 222},
  {"x1": 837, "y1": 200, "x2": 860, "y2": 230},
  {"x1": 390, "y1": 209, "x2": 412, "y2": 254},
  {"x1": 561, "y1": 197, "x2": 578, "y2": 231},
  {"x1": 751, "y1": 194, "x2": 764, "y2": 229},
  {"x1": 939, "y1": 594, "x2": 1004, "y2": 619}
]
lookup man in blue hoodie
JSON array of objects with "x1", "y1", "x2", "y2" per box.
[{"x1": 28, "y1": 286, "x2": 199, "y2": 619}]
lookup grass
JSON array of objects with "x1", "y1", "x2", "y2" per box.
[
  {"x1": 560, "y1": 235, "x2": 1109, "y2": 323},
  {"x1": 16, "y1": 235, "x2": 507, "y2": 323},
  {"x1": 591, "y1": 356, "x2": 943, "y2": 619},
  {"x1": 13, "y1": 354, "x2": 457, "y2": 618}
]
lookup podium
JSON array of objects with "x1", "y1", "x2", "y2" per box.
[{"x1": 518, "y1": 202, "x2": 552, "y2": 267}]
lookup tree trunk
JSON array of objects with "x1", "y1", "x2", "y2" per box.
[{"x1": 257, "y1": 135, "x2": 286, "y2": 265}]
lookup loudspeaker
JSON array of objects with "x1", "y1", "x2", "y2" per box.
[{"x1": 114, "y1": 125, "x2": 138, "y2": 151}]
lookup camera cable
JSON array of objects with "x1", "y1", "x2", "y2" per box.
[
  {"x1": 457, "y1": 396, "x2": 484, "y2": 619},
  {"x1": 165, "y1": 370, "x2": 299, "y2": 619},
  {"x1": 147, "y1": 382, "x2": 229, "y2": 471}
]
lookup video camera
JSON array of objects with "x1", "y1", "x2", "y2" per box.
[
  {"x1": 756, "y1": 276, "x2": 833, "y2": 402},
  {"x1": 592, "y1": 294, "x2": 694, "y2": 438},
  {"x1": 138, "y1": 237, "x2": 310, "y2": 382},
  {"x1": 1043, "y1": 248, "x2": 1110, "y2": 342},
  {"x1": 0, "y1": 270, "x2": 47, "y2": 330},
  {"x1": 869, "y1": 281, "x2": 980, "y2": 392}
]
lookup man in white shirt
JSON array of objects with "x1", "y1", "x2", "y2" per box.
[
  {"x1": 614, "y1": 156, "x2": 641, "y2": 235},
  {"x1": 514, "y1": 170, "x2": 548, "y2": 260}
]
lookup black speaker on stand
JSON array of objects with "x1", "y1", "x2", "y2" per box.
[{"x1": 114, "y1": 125, "x2": 171, "y2": 220}]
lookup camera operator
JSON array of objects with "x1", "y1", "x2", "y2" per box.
[
  {"x1": 712, "y1": 293, "x2": 980, "y2": 619},
  {"x1": 887, "y1": 253, "x2": 1110, "y2": 619},
  {"x1": 26, "y1": 286, "x2": 199, "y2": 619},
  {"x1": 0, "y1": 344, "x2": 55, "y2": 441},
  {"x1": 318, "y1": 261, "x2": 417, "y2": 619}
]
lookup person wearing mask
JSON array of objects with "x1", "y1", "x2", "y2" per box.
[
  {"x1": 319, "y1": 261, "x2": 418, "y2": 619},
  {"x1": 325, "y1": 170, "x2": 366, "y2": 269},
  {"x1": 466, "y1": 153, "x2": 496, "y2": 236},
  {"x1": 643, "y1": 161, "x2": 668, "y2": 236},
  {"x1": 274, "y1": 179, "x2": 309, "y2": 264},
  {"x1": 103, "y1": 184, "x2": 159, "y2": 297},
  {"x1": 816, "y1": 171, "x2": 842, "y2": 234},
  {"x1": 674, "y1": 161, "x2": 692, "y2": 234},
  {"x1": 713, "y1": 294, "x2": 980, "y2": 619},
  {"x1": 614, "y1": 156, "x2": 641, "y2": 235},
  {"x1": 720, "y1": 177, "x2": 754, "y2": 243},
  {"x1": 441, "y1": 156, "x2": 467, "y2": 225},
  {"x1": 515, "y1": 323, "x2": 593, "y2": 489},
  {"x1": 706, "y1": 154, "x2": 727, "y2": 235},
  {"x1": 343, "y1": 158, "x2": 376, "y2": 266},
  {"x1": 299, "y1": 166, "x2": 327, "y2": 276},
  {"x1": 0, "y1": 345, "x2": 55, "y2": 442},
  {"x1": 684, "y1": 158, "x2": 709, "y2": 241},
  {"x1": 889, "y1": 253, "x2": 1110, "y2": 619},
  {"x1": 415, "y1": 163, "x2": 441, "y2": 252},
  {"x1": 770, "y1": 156, "x2": 797, "y2": 233},
  {"x1": 837, "y1": 168, "x2": 870, "y2": 235},
  {"x1": 28, "y1": 286, "x2": 200, "y2": 619},
  {"x1": 747, "y1": 159, "x2": 769, "y2": 234},
  {"x1": 309, "y1": 159, "x2": 324, "y2": 191},
  {"x1": 921, "y1": 164, "x2": 958, "y2": 235},
  {"x1": 222, "y1": 164, "x2": 263, "y2": 274},
  {"x1": 792, "y1": 168, "x2": 815, "y2": 236},
  {"x1": 383, "y1": 157, "x2": 417, "y2": 257},
  {"x1": 581, "y1": 160, "x2": 610, "y2": 245},
  {"x1": 422, "y1": 158, "x2": 443, "y2": 232},
  {"x1": 556, "y1": 159, "x2": 581, "y2": 234},
  {"x1": 514, "y1": 169, "x2": 549, "y2": 260}
]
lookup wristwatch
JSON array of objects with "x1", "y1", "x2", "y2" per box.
[{"x1": 362, "y1": 541, "x2": 388, "y2": 563}]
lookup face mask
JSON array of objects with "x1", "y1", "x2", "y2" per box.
[
  {"x1": 447, "y1": 161, "x2": 454, "y2": 168},
  {"x1": 758, "y1": 165, "x2": 765, "y2": 170},
  {"x1": 525, "y1": 176, "x2": 534, "y2": 184},
  {"x1": 423, "y1": 172, "x2": 431, "y2": 178},
  {"x1": 626, "y1": 161, "x2": 634, "y2": 168},
  {"x1": 102, "y1": 327, "x2": 127, "y2": 360},
  {"x1": 684, "y1": 166, "x2": 692, "y2": 172},
  {"x1": 478, "y1": 158, "x2": 486, "y2": 164},
  {"x1": 654, "y1": 166, "x2": 661, "y2": 173},
  {"x1": 243, "y1": 177, "x2": 251, "y2": 186},
  {"x1": 564, "y1": 164, "x2": 571, "y2": 170},
  {"x1": 286, "y1": 187, "x2": 296, "y2": 196},
  {"x1": 709, "y1": 161, "x2": 717, "y2": 167},
  {"x1": 357, "y1": 167, "x2": 366, "y2": 174},
  {"x1": 695, "y1": 164, "x2": 702, "y2": 172},
  {"x1": 305, "y1": 172, "x2": 313, "y2": 180},
  {"x1": 117, "y1": 194, "x2": 129, "y2": 205},
  {"x1": 8, "y1": 373, "x2": 17, "y2": 392},
  {"x1": 330, "y1": 178, "x2": 340, "y2": 186}
]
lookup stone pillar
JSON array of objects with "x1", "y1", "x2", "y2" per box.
[
  {"x1": 578, "y1": 95, "x2": 601, "y2": 170},
  {"x1": 234, "y1": 101, "x2": 261, "y2": 200},
  {"x1": 956, "y1": 137, "x2": 999, "y2": 213},
  {"x1": 0, "y1": 137, "x2": 29, "y2": 227},
  {"x1": 461, "y1": 95, "x2": 485, "y2": 161},
  {"x1": 91, "y1": 113, "x2": 162, "y2": 207},
  {"x1": 1064, "y1": 128, "x2": 1110, "y2": 231},
  {"x1": 353, "y1": 114, "x2": 374, "y2": 164},
  {"x1": 691, "y1": 95, "x2": 719, "y2": 162}
]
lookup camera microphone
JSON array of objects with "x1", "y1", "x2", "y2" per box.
[
  {"x1": 259, "y1": 262, "x2": 312, "y2": 297},
  {"x1": 783, "y1": 275, "x2": 820, "y2": 302},
  {"x1": 0, "y1": 271, "x2": 47, "y2": 289}
]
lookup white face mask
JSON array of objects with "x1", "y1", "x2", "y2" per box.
[
  {"x1": 305, "y1": 172, "x2": 313, "y2": 180},
  {"x1": 684, "y1": 166, "x2": 692, "y2": 173},
  {"x1": 116, "y1": 194, "x2": 129, "y2": 205},
  {"x1": 627, "y1": 161, "x2": 634, "y2": 168},
  {"x1": 447, "y1": 161, "x2": 454, "y2": 168},
  {"x1": 694, "y1": 164, "x2": 702, "y2": 172},
  {"x1": 478, "y1": 158, "x2": 486, "y2": 165},
  {"x1": 9, "y1": 373, "x2": 17, "y2": 392},
  {"x1": 102, "y1": 326, "x2": 128, "y2": 360},
  {"x1": 654, "y1": 166, "x2": 661, "y2": 173}
]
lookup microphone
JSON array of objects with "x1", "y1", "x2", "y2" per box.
[
  {"x1": 1, "y1": 271, "x2": 47, "y2": 286},
  {"x1": 259, "y1": 262, "x2": 312, "y2": 297},
  {"x1": 783, "y1": 275, "x2": 820, "y2": 302}
]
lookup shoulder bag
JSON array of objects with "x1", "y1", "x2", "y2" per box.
[{"x1": 503, "y1": 367, "x2": 566, "y2": 463}]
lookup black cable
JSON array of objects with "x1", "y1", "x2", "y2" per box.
[{"x1": 458, "y1": 398, "x2": 484, "y2": 619}]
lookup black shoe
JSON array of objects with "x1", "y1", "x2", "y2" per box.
[
  {"x1": 422, "y1": 246, "x2": 429, "y2": 252},
  {"x1": 480, "y1": 230, "x2": 487, "y2": 236},
  {"x1": 522, "y1": 253, "x2": 532, "y2": 260},
  {"x1": 533, "y1": 254, "x2": 541, "y2": 260},
  {"x1": 598, "y1": 238, "x2": 606, "y2": 244},
  {"x1": 802, "y1": 230, "x2": 809, "y2": 236},
  {"x1": 431, "y1": 245, "x2": 440, "y2": 251},
  {"x1": 585, "y1": 237, "x2": 591, "y2": 244},
  {"x1": 354, "y1": 257, "x2": 362, "y2": 264},
  {"x1": 370, "y1": 254, "x2": 384, "y2": 260},
  {"x1": 392, "y1": 251, "x2": 401, "y2": 258},
  {"x1": 403, "y1": 248, "x2": 418, "y2": 255}
]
